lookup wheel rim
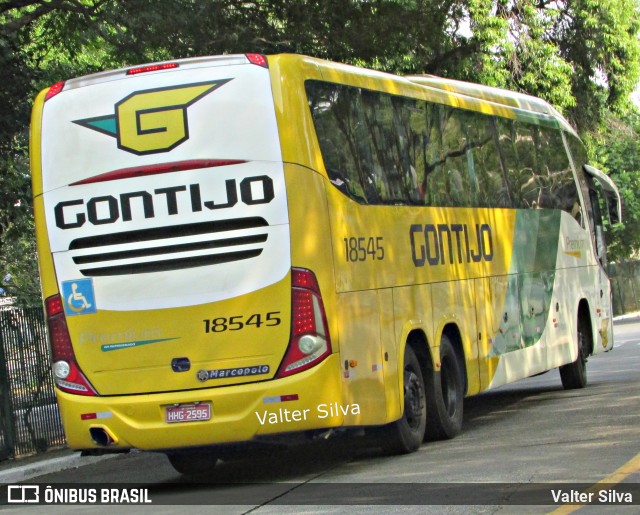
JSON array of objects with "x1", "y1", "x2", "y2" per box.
[
  {"x1": 578, "y1": 328, "x2": 587, "y2": 372},
  {"x1": 404, "y1": 368, "x2": 424, "y2": 430},
  {"x1": 579, "y1": 350, "x2": 586, "y2": 371},
  {"x1": 441, "y1": 357, "x2": 458, "y2": 418}
]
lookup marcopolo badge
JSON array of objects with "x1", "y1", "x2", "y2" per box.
[{"x1": 197, "y1": 365, "x2": 270, "y2": 382}]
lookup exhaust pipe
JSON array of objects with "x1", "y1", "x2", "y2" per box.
[{"x1": 89, "y1": 427, "x2": 116, "y2": 446}]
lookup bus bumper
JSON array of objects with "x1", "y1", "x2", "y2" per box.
[{"x1": 57, "y1": 354, "x2": 344, "y2": 451}]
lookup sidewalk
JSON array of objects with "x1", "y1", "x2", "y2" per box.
[
  {"x1": 613, "y1": 311, "x2": 640, "y2": 324},
  {"x1": 0, "y1": 448, "x2": 117, "y2": 484}
]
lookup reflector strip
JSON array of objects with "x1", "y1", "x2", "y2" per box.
[
  {"x1": 80, "y1": 412, "x2": 112, "y2": 420},
  {"x1": 263, "y1": 394, "x2": 299, "y2": 404}
]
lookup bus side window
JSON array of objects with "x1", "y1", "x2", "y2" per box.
[
  {"x1": 429, "y1": 107, "x2": 476, "y2": 207},
  {"x1": 588, "y1": 183, "x2": 608, "y2": 265},
  {"x1": 421, "y1": 102, "x2": 446, "y2": 206},
  {"x1": 468, "y1": 115, "x2": 507, "y2": 208},
  {"x1": 360, "y1": 90, "x2": 403, "y2": 203},
  {"x1": 391, "y1": 96, "x2": 423, "y2": 204},
  {"x1": 566, "y1": 135, "x2": 592, "y2": 231},
  {"x1": 407, "y1": 101, "x2": 429, "y2": 203},
  {"x1": 536, "y1": 127, "x2": 582, "y2": 221},
  {"x1": 495, "y1": 119, "x2": 540, "y2": 209},
  {"x1": 306, "y1": 81, "x2": 369, "y2": 203}
]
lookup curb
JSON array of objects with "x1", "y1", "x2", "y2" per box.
[
  {"x1": 0, "y1": 452, "x2": 118, "y2": 484},
  {"x1": 614, "y1": 314, "x2": 640, "y2": 325}
]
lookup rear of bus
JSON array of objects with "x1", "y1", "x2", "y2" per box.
[{"x1": 30, "y1": 54, "x2": 343, "y2": 453}]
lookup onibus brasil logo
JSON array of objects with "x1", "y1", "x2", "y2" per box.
[{"x1": 73, "y1": 79, "x2": 231, "y2": 155}]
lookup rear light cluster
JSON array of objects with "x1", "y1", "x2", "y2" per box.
[
  {"x1": 246, "y1": 53, "x2": 268, "y2": 68},
  {"x1": 126, "y1": 62, "x2": 179, "y2": 75},
  {"x1": 45, "y1": 295, "x2": 97, "y2": 396},
  {"x1": 44, "y1": 82, "x2": 65, "y2": 101},
  {"x1": 277, "y1": 268, "x2": 332, "y2": 377}
]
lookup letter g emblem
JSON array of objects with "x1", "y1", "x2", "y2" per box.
[{"x1": 74, "y1": 79, "x2": 231, "y2": 155}]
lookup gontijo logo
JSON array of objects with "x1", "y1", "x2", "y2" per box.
[{"x1": 73, "y1": 80, "x2": 232, "y2": 155}]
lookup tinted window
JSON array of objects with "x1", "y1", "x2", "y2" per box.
[
  {"x1": 306, "y1": 80, "x2": 581, "y2": 218},
  {"x1": 567, "y1": 135, "x2": 593, "y2": 230}
]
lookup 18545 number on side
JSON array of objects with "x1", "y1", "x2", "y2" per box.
[{"x1": 344, "y1": 236, "x2": 384, "y2": 262}]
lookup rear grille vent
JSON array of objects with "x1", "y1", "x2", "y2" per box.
[{"x1": 69, "y1": 217, "x2": 268, "y2": 276}]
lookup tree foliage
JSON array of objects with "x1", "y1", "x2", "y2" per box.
[
  {"x1": 586, "y1": 110, "x2": 640, "y2": 263},
  {"x1": 1, "y1": 0, "x2": 640, "y2": 304}
]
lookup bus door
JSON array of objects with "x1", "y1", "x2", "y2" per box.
[
  {"x1": 583, "y1": 165, "x2": 622, "y2": 268},
  {"x1": 583, "y1": 165, "x2": 622, "y2": 350}
]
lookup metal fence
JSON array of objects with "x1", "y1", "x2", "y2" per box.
[
  {"x1": 609, "y1": 261, "x2": 640, "y2": 316},
  {"x1": 0, "y1": 307, "x2": 65, "y2": 460}
]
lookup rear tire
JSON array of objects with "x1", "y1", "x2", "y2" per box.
[
  {"x1": 560, "y1": 315, "x2": 590, "y2": 389},
  {"x1": 375, "y1": 346, "x2": 426, "y2": 454},
  {"x1": 165, "y1": 448, "x2": 219, "y2": 476},
  {"x1": 425, "y1": 335, "x2": 464, "y2": 440}
]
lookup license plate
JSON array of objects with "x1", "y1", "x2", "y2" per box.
[{"x1": 165, "y1": 403, "x2": 211, "y2": 423}]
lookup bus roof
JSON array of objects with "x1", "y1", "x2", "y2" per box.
[
  {"x1": 406, "y1": 74, "x2": 577, "y2": 136},
  {"x1": 271, "y1": 54, "x2": 578, "y2": 135},
  {"x1": 50, "y1": 52, "x2": 578, "y2": 137}
]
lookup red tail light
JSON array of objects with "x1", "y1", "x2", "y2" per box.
[
  {"x1": 45, "y1": 295, "x2": 97, "y2": 396},
  {"x1": 277, "y1": 269, "x2": 332, "y2": 377},
  {"x1": 44, "y1": 82, "x2": 65, "y2": 101},
  {"x1": 126, "y1": 62, "x2": 178, "y2": 75},
  {"x1": 246, "y1": 53, "x2": 268, "y2": 68}
]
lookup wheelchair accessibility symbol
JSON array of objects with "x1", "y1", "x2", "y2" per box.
[{"x1": 61, "y1": 279, "x2": 97, "y2": 316}]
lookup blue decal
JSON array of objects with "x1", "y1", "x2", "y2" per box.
[
  {"x1": 101, "y1": 338, "x2": 178, "y2": 352},
  {"x1": 61, "y1": 279, "x2": 97, "y2": 316}
]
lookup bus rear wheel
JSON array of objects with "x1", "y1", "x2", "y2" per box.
[
  {"x1": 560, "y1": 315, "x2": 590, "y2": 389},
  {"x1": 425, "y1": 335, "x2": 464, "y2": 440},
  {"x1": 376, "y1": 346, "x2": 426, "y2": 454},
  {"x1": 165, "y1": 448, "x2": 219, "y2": 476}
]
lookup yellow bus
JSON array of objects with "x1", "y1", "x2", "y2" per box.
[{"x1": 30, "y1": 53, "x2": 621, "y2": 474}]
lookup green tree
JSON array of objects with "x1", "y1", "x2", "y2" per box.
[
  {"x1": 558, "y1": 0, "x2": 640, "y2": 130},
  {"x1": 1, "y1": 0, "x2": 640, "y2": 305},
  {"x1": 463, "y1": 0, "x2": 640, "y2": 131},
  {"x1": 0, "y1": 0, "x2": 130, "y2": 305},
  {"x1": 587, "y1": 109, "x2": 640, "y2": 262}
]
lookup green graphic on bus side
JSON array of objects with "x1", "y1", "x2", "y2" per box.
[{"x1": 488, "y1": 210, "x2": 561, "y2": 356}]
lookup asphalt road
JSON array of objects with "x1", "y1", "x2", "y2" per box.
[{"x1": 3, "y1": 320, "x2": 640, "y2": 514}]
